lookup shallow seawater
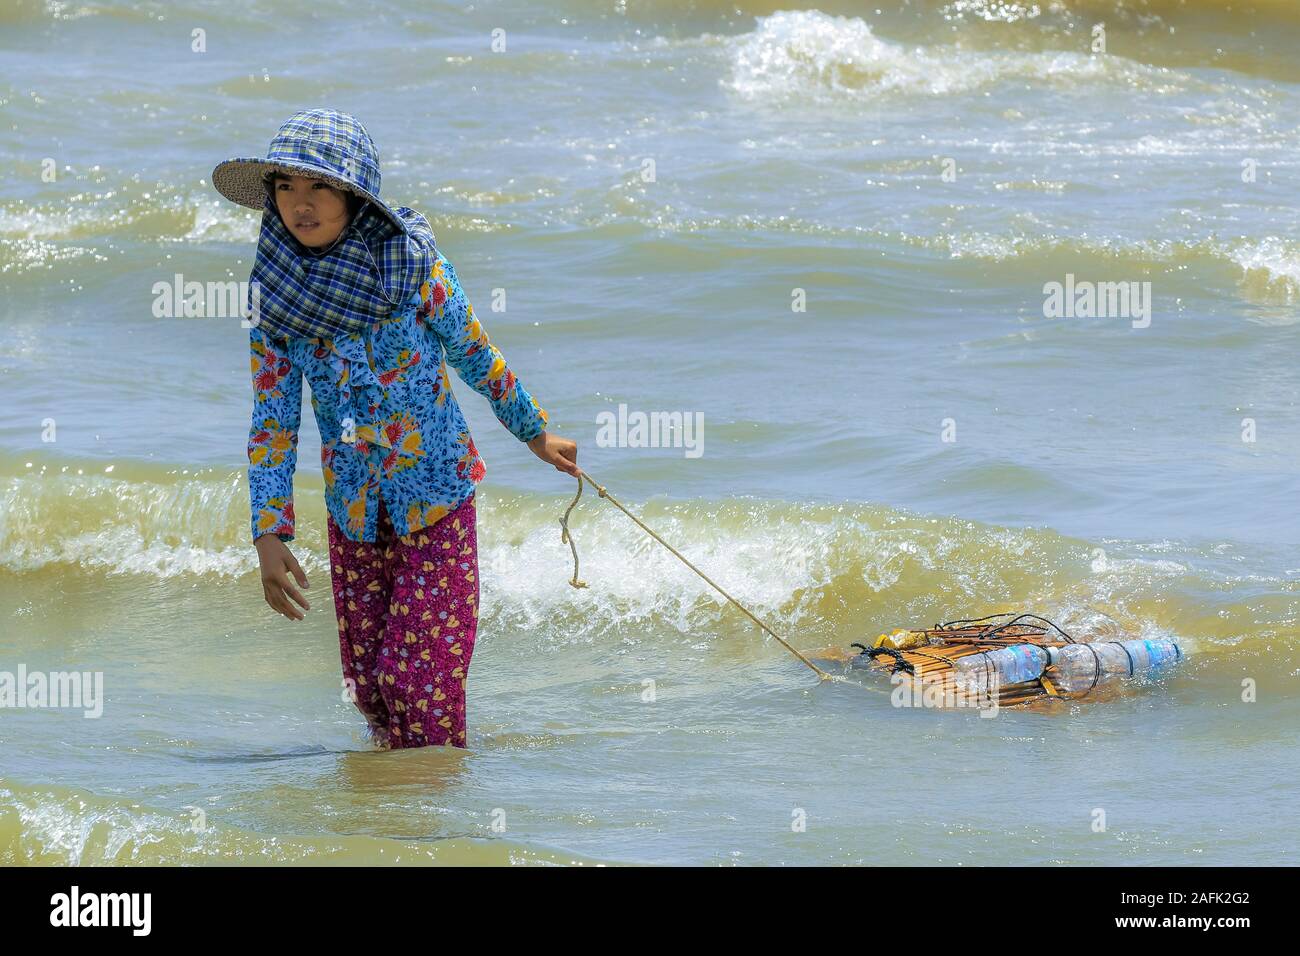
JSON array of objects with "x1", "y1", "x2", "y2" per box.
[{"x1": 1, "y1": 0, "x2": 1297, "y2": 864}]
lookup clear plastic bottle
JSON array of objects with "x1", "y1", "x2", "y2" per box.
[
  {"x1": 954, "y1": 644, "x2": 1050, "y2": 695},
  {"x1": 1045, "y1": 639, "x2": 1183, "y2": 694}
]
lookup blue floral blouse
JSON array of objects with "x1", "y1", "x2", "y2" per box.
[{"x1": 247, "y1": 251, "x2": 549, "y2": 543}]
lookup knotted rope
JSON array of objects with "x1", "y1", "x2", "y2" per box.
[{"x1": 559, "y1": 471, "x2": 834, "y2": 681}]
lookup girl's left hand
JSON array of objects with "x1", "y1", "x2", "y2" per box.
[{"x1": 527, "y1": 431, "x2": 581, "y2": 477}]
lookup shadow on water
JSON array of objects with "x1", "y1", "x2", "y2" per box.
[{"x1": 172, "y1": 744, "x2": 371, "y2": 764}]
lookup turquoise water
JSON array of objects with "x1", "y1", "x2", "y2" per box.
[{"x1": 1, "y1": 0, "x2": 1297, "y2": 864}]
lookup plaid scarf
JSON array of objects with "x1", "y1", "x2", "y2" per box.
[{"x1": 247, "y1": 193, "x2": 437, "y2": 341}]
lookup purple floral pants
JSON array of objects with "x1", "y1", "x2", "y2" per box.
[{"x1": 326, "y1": 493, "x2": 478, "y2": 749}]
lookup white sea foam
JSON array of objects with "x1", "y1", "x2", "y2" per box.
[
  {"x1": 0, "y1": 470, "x2": 329, "y2": 578},
  {"x1": 185, "y1": 199, "x2": 259, "y2": 244},
  {"x1": 722, "y1": 10, "x2": 1182, "y2": 102},
  {"x1": 1228, "y1": 236, "x2": 1300, "y2": 305}
]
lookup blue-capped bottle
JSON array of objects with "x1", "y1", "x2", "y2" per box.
[
  {"x1": 954, "y1": 644, "x2": 1050, "y2": 695},
  {"x1": 1045, "y1": 638, "x2": 1183, "y2": 694}
]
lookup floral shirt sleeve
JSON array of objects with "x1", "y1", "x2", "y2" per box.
[
  {"x1": 425, "y1": 255, "x2": 549, "y2": 443},
  {"x1": 247, "y1": 325, "x2": 303, "y2": 543}
]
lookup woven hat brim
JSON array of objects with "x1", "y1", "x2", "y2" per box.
[{"x1": 211, "y1": 157, "x2": 409, "y2": 236}]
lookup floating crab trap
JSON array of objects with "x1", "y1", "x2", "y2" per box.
[{"x1": 848, "y1": 613, "x2": 1184, "y2": 708}]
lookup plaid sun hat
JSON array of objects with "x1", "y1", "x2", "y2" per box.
[{"x1": 211, "y1": 108, "x2": 437, "y2": 340}]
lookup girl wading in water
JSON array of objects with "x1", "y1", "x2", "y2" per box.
[{"x1": 213, "y1": 109, "x2": 579, "y2": 750}]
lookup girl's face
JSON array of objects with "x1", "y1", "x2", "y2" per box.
[{"x1": 271, "y1": 174, "x2": 352, "y2": 250}]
